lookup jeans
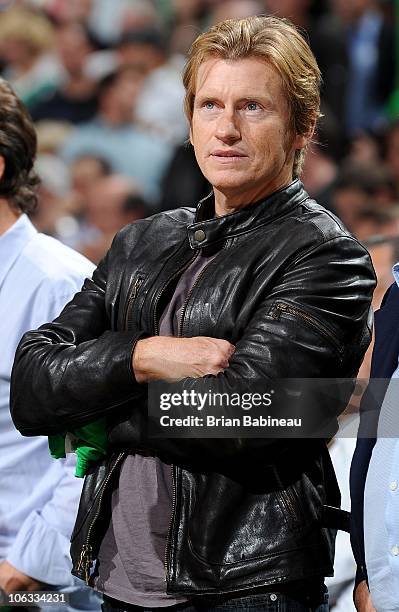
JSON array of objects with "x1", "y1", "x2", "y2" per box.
[{"x1": 101, "y1": 588, "x2": 329, "y2": 611}]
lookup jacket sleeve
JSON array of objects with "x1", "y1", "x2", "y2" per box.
[
  {"x1": 11, "y1": 234, "x2": 375, "y2": 458},
  {"x1": 10, "y1": 246, "x2": 146, "y2": 436}
]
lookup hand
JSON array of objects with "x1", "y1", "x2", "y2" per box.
[
  {"x1": 0, "y1": 561, "x2": 43, "y2": 594},
  {"x1": 354, "y1": 580, "x2": 376, "y2": 612},
  {"x1": 133, "y1": 336, "x2": 236, "y2": 383}
]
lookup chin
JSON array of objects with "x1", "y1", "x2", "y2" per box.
[{"x1": 207, "y1": 171, "x2": 251, "y2": 193}]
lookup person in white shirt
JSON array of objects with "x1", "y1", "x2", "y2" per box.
[
  {"x1": 362, "y1": 263, "x2": 399, "y2": 611},
  {"x1": 0, "y1": 77, "x2": 100, "y2": 611},
  {"x1": 351, "y1": 264, "x2": 399, "y2": 611}
]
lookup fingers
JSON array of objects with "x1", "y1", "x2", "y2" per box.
[
  {"x1": 207, "y1": 338, "x2": 235, "y2": 369},
  {"x1": 132, "y1": 336, "x2": 237, "y2": 382},
  {"x1": 207, "y1": 337, "x2": 235, "y2": 352},
  {"x1": 171, "y1": 337, "x2": 234, "y2": 377}
]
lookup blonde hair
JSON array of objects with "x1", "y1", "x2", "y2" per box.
[
  {"x1": 183, "y1": 15, "x2": 321, "y2": 176},
  {"x1": 0, "y1": 7, "x2": 55, "y2": 55}
]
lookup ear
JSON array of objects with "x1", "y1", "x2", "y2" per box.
[
  {"x1": 0, "y1": 156, "x2": 5, "y2": 181},
  {"x1": 293, "y1": 134, "x2": 308, "y2": 150},
  {"x1": 293, "y1": 119, "x2": 317, "y2": 150}
]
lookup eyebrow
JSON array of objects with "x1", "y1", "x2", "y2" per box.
[{"x1": 194, "y1": 94, "x2": 275, "y2": 106}]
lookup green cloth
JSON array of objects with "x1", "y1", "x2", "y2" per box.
[
  {"x1": 387, "y1": 87, "x2": 399, "y2": 119},
  {"x1": 387, "y1": 0, "x2": 399, "y2": 118},
  {"x1": 48, "y1": 418, "x2": 108, "y2": 478}
]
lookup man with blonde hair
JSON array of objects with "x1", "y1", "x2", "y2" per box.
[{"x1": 11, "y1": 16, "x2": 375, "y2": 611}]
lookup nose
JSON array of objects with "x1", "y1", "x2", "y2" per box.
[{"x1": 215, "y1": 108, "x2": 241, "y2": 144}]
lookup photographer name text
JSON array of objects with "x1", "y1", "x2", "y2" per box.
[{"x1": 158, "y1": 415, "x2": 302, "y2": 428}]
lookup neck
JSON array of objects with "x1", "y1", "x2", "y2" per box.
[
  {"x1": 214, "y1": 176, "x2": 294, "y2": 217},
  {"x1": 0, "y1": 200, "x2": 21, "y2": 236}
]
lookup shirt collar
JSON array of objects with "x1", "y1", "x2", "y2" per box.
[
  {"x1": 0, "y1": 214, "x2": 37, "y2": 288},
  {"x1": 393, "y1": 262, "x2": 399, "y2": 288}
]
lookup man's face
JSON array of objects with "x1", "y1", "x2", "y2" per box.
[
  {"x1": 101, "y1": 69, "x2": 145, "y2": 120},
  {"x1": 190, "y1": 57, "x2": 305, "y2": 209},
  {"x1": 56, "y1": 25, "x2": 92, "y2": 75}
]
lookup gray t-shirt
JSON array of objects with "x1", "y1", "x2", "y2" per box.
[{"x1": 93, "y1": 252, "x2": 215, "y2": 607}]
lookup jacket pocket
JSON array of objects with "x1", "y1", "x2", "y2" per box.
[
  {"x1": 186, "y1": 476, "x2": 304, "y2": 566},
  {"x1": 277, "y1": 486, "x2": 307, "y2": 532},
  {"x1": 270, "y1": 300, "x2": 343, "y2": 356},
  {"x1": 123, "y1": 273, "x2": 146, "y2": 331}
]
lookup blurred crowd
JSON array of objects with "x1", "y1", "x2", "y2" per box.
[{"x1": 0, "y1": 0, "x2": 397, "y2": 301}]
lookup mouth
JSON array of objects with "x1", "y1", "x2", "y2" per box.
[{"x1": 210, "y1": 150, "x2": 248, "y2": 161}]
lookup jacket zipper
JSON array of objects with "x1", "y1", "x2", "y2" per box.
[
  {"x1": 164, "y1": 464, "x2": 177, "y2": 581},
  {"x1": 76, "y1": 258, "x2": 198, "y2": 584},
  {"x1": 76, "y1": 275, "x2": 143, "y2": 580},
  {"x1": 153, "y1": 255, "x2": 198, "y2": 335},
  {"x1": 76, "y1": 451, "x2": 125, "y2": 584},
  {"x1": 279, "y1": 488, "x2": 302, "y2": 528},
  {"x1": 164, "y1": 254, "x2": 218, "y2": 583},
  {"x1": 148, "y1": 255, "x2": 198, "y2": 583},
  {"x1": 124, "y1": 276, "x2": 144, "y2": 330},
  {"x1": 177, "y1": 267, "x2": 204, "y2": 337},
  {"x1": 75, "y1": 276, "x2": 145, "y2": 581},
  {"x1": 156, "y1": 260, "x2": 196, "y2": 583},
  {"x1": 177, "y1": 255, "x2": 218, "y2": 337},
  {"x1": 272, "y1": 302, "x2": 342, "y2": 354}
]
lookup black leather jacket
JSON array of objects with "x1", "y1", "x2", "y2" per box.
[{"x1": 11, "y1": 180, "x2": 375, "y2": 595}]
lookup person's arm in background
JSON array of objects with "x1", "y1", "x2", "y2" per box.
[
  {"x1": 353, "y1": 580, "x2": 376, "y2": 612},
  {"x1": 2, "y1": 277, "x2": 95, "y2": 591},
  {"x1": 350, "y1": 283, "x2": 399, "y2": 611},
  {"x1": 2, "y1": 455, "x2": 81, "y2": 590},
  {"x1": 350, "y1": 436, "x2": 376, "y2": 611},
  {"x1": 326, "y1": 437, "x2": 357, "y2": 612}
]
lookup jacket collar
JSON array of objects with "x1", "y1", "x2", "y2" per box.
[
  {"x1": 0, "y1": 214, "x2": 37, "y2": 288},
  {"x1": 187, "y1": 179, "x2": 308, "y2": 249}
]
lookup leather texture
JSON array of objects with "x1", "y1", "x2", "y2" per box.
[{"x1": 10, "y1": 179, "x2": 376, "y2": 595}]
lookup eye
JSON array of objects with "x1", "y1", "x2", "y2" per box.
[
  {"x1": 246, "y1": 102, "x2": 259, "y2": 111},
  {"x1": 204, "y1": 101, "x2": 215, "y2": 110}
]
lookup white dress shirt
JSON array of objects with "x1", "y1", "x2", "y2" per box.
[
  {"x1": 326, "y1": 437, "x2": 357, "y2": 611},
  {"x1": 0, "y1": 214, "x2": 98, "y2": 601},
  {"x1": 364, "y1": 262, "x2": 399, "y2": 610}
]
